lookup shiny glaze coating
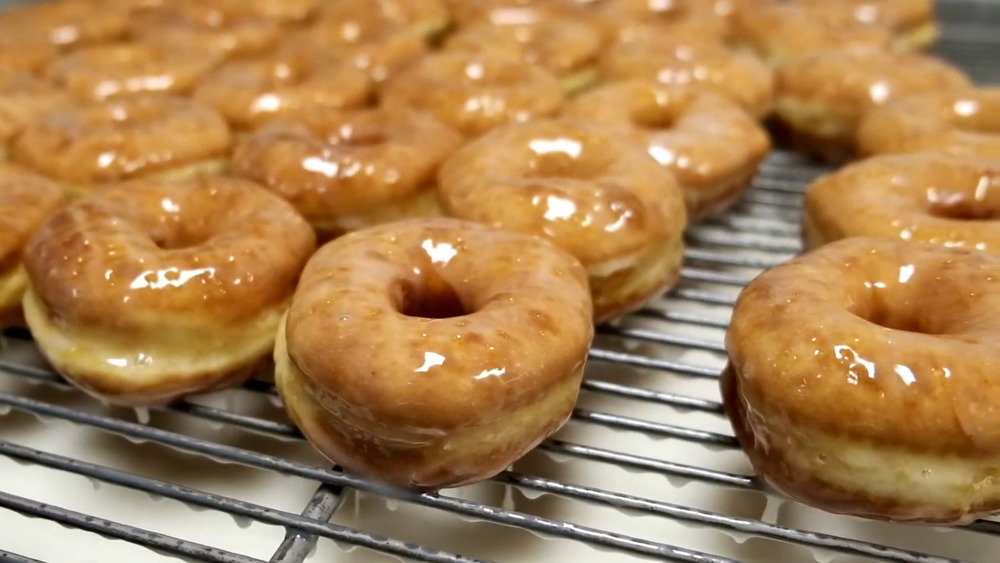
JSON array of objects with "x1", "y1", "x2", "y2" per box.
[
  {"x1": 23, "y1": 176, "x2": 316, "y2": 405},
  {"x1": 444, "y1": 0, "x2": 593, "y2": 27},
  {"x1": 284, "y1": 5, "x2": 428, "y2": 84},
  {"x1": 0, "y1": 163, "x2": 68, "y2": 328},
  {"x1": 128, "y1": 2, "x2": 281, "y2": 58},
  {"x1": 381, "y1": 51, "x2": 564, "y2": 138},
  {"x1": 192, "y1": 50, "x2": 372, "y2": 130},
  {"x1": 857, "y1": 87, "x2": 1000, "y2": 161},
  {"x1": 598, "y1": 37, "x2": 774, "y2": 119},
  {"x1": 803, "y1": 153, "x2": 1000, "y2": 252},
  {"x1": 443, "y1": 18, "x2": 600, "y2": 91},
  {"x1": 732, "y1": 2, "x2": 891, "y2": 67},
  {"x1": 773, "y1": 49, "x2": 971, "y2": 161},
  {"x1": 0, "y1": 34, "x2": 59, "y2": 74},
  {"x1": 724, "y1": 237, "x2": 1000, "y2": 523},
  {"x1": 319, "y1": 0, "x2": 451, "y2": 39},
  {"x1": 46, "y1": 41, "x2": 223, "y2": 101},
  {"x1": 563, "y1": 81, "x2": 770, "y2": 220},
  {"x1": 796, "y1": 0, "x2": 938, "y2": 49},
  {"x1": 13, "y1": 95, "x2": 232, "y2": 186},
  {"x1": 437, "y1": 118, "x2": 687, "y2": 322},
  {"x1": 232, "y1": 107, "x2": 462, "y2": 237},
  {"x1": 277, "y1": 217, "x2": 593, "y2": 489},
  {"x1": 0, "y1": 2, "x2": 127, "y2": 49},
  {"x1": 0, "y1": 69, "x2": 72, "y2": 156},
  {"x1": 212, "y1": 0, "x2": 322, "y2": 24},
  {"x1": 590, "y1": 0, "x2": 731, "y2": 44}
]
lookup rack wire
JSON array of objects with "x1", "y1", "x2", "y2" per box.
[{"x1": 1, "y1": 2, "x2": 998, "y2": 562}]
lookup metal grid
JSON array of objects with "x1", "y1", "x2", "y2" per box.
[{"x1": 0, "y1": 2, "x2": 998, "y2": 562}]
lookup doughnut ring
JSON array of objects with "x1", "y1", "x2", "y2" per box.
[
  {"x1": 23, "y1": 175, "x2": 316, "y2": 406},
  {"x1": 0, "y1": 69, "x2": 72, "y2": 161},
  {"x1": 381, "y1": 50, "x2": 564, "y2": 138},
  {"x1": 563, "y1": 80, "x2": 770, "y2": 221},
  {"x1": 46, "y1": 41, "x2": 223, "y2": 101},
  {"x1": 437, "y1": 118, "x2": 688, "y2": 323},
  {"x1": 232, "y1": 106, "x2": 463, "y2": 239},
  {"x1": 12, "y1": 95, "x2": 232, "y2": 190},
  {"x1": 275, "y1": 217, "x2": 593, "y2": 490},
  {"x1": 803, "y1": 152, "x2": 1000, "y2": 252},
  {"x1": 796, "y1": 0, "x2": 939, "y2": 51},
  {"x1": 723, "y1": 236, "x2": 1000, "y2": 524},
  {"x1": 0, "y1": 163, "x2": 68, "y2": 329},
  {"x1": 857, "y1": 87, "x2": 1000, "y2": 161},
  {"x1": 127, "y1": 2, "x2": 282, "y2": 58},
  {"x1": 0, "y1": 2, "x2": 127, "y2": 49}
]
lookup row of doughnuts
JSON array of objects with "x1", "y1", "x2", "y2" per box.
[
  {"x1": 721, "y1": 2, "x2": 1000, "y2": 527},
  {"x1": 0, "y1": 0, "x2": 994, "y2": 498}
]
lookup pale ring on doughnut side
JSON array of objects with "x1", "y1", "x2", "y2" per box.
[
  {"x1": 724, "y1": 237, "x2": 1000, "y2": 524},
  {"x1": 276, "y1": 217, "x2": 593, "y2": 490},
  {"x1": 23, "y1": 176, "x2": 316, "y2": 406}
]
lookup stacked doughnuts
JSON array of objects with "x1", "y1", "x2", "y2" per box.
[{"x1": 1, "y1": 0, "x2": 995, "y2": 514}]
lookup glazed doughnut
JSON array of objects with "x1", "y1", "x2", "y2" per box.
[
  {"x1": 773, "y1": 49, "x2": 971, "y2": 162},
  {"x1": 0, "y1": 70, "x2": 72, "y2": 162},
  {"x1": 192, "y1": 50, "x2": 372, "y2": 131},
  {"x1": 437, "y1": 118, "x2": 688, "y2": 323},
  {"x1": 803, "y1": 153, "x2": 1000, "y2": 252},
  {"x1": 589, "y1": 0, "x2": 731, "y2": 44},
  {"x1": 128, "y1": 2, "x2": 282, "y2": 58},
  {"x1": 46, "y1": 41, "x2": 223, "y2": 101},
  {"x1": 723, "y1": 236, "x2": 1000, "y2": 524},
  {"x1": 598, "y1": 37, "x2": 774, "y2": 119},
  {"x1": 212, "y1": 0, "x2": 322, "y2": 24},
  {"x1": 283, "y1": 5, "x2": 428, "y2": 84},
  {"x1": 13, "y1": 95, "x2": 231, "y2": 190},
  {"x1": 796, "y1": 0, "x2": 939, "y2": 51},
  {"x1": 275, "y1": 217, "x2": 593, "y2": 490},
  {"x1": 319, "y1": 0, "x2": 451, "y2": 40},
  {"x1": 563, "y1": 81, "x2": 770, "y2": 221},
  {"x1": 0, "y1": 164, "x2": 68, "y2": 329},
  {"x1": 381, "y1": 50, "x2": 564, "y2": 138},
  {"x1": 22, "y1": 176, "x2": 316, "y2": 406},
  {"x1": 857, "y1": 87, "x2": 1000, "y2": 161},
  {"x1": 732, "y1": 2, "x2": 891, "y2": 67},
  {"x1": 0, "y1": 2, "x2": 127, "y2": 49},
  {"x1": 443, "y1": 18, "x2": 601, "y2": 94},
  {"x1": 0, "y1": 34, "x2": 59, "y2": 74},
  {"x1": 444, "y1": 0, "x2": 593, "y2": 27},
  {"x1": 232, "y1": 107, "x2": 462, "y2": 239}
]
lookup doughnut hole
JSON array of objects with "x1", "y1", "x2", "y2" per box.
[
  {"x1": 952, "y1": 97, "x2": 1000, "y2": 134},
  {"x1": 925, "y1": 172, "x2": 1000, "y2": 221},
  {"x1": 626, "y1": 88, "x2": 691, "y2": 131},
  {"x1": 396, "y1": 275, "x2": 468, "y2": 319}
]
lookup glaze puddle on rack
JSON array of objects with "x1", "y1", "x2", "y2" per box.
[{"x1": 1, "y1": 1, "x2": 999, "y2": 562}]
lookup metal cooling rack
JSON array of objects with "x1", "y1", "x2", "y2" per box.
[{"x1": 1, "y1": 1, "x2": 998, "y2": 562}]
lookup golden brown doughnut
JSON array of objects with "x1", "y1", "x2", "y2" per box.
[
  {"x1": 598, "y1": 36, "x2": 774, "y2": 119},
  {"x1": 444, "y1": 0, "x2": 592, "y2": 27},
  {"x1": 0, "y1": 34, "x2": 59, "y2": 74},
  {"x1": 723, "y1": 236, "x2": 1000, "y2": 524},
  {"x1": 23, "y1": 176, "x2": 316, "y2": 406},
  {"x1": 857, "y1": 87, "x2": 1000, "y2": 161},
  {"x1": 437, "y1": 118, "x2": 687, "y2": 323},
  {"x1": 283, "y1": 5, "x2": 428, "y2": 84},
  {"x1": 381, "y1": 50, "x2": 564, "y2": 138},
  {"x1": 588, "y1": 0, "x2": 731, "y2": 44},
  {"x1": 0, "y1": 69, "x2": 72, "y2": 162},
  {"x1": 0, "y1": 163, "x2": 68, "y2": 329},
  {"x1": 319, "y1": 0, "x2": 451, "y2": 39},
  {"x1": 732, "y1": 2, "x2": 892, "y2": 67},
  {"x1": 127, "y1": 2, "x2": 282, "y2": 58},
  {"x1": 231, "y1": 107, "x2": 462, "y2": 239},
  {"x1": 192, "y1": 50, "x2": 372, "y2": 131},
  {"x1": 12, "y1": 95, "x2": 232, "y2": 190},
  {"x1": 803, "y1": 153, "x2": 1000, "y2": 252},
  {"x1": 275, "y1": 217, "x2": 593, "y2": 490},
  {"x1": 212, "y1": 0, "x2": 322, "y2": 24},
  {"x1": 0, "y1": 2, "x2": 127, "y2": 49},
  {"x1": 443, "y1": 18, "x2": 601, "y2": 94},
  {"x1": 46, "y1": 41, "x2": 223, "y2": 101},
  {"x1": 796, "y1": 0, "x2": 939, "y2": 51},
  {"x1": 772, "y1": 49, "x2": 971, "y2": 162},
  {"x1": 563, "y1": 81, "x2": 770, "y2": 221}
]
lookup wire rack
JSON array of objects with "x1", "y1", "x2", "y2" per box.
[{"x1": 1, "y1": 2, "x2": 998, "y2": 562}]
